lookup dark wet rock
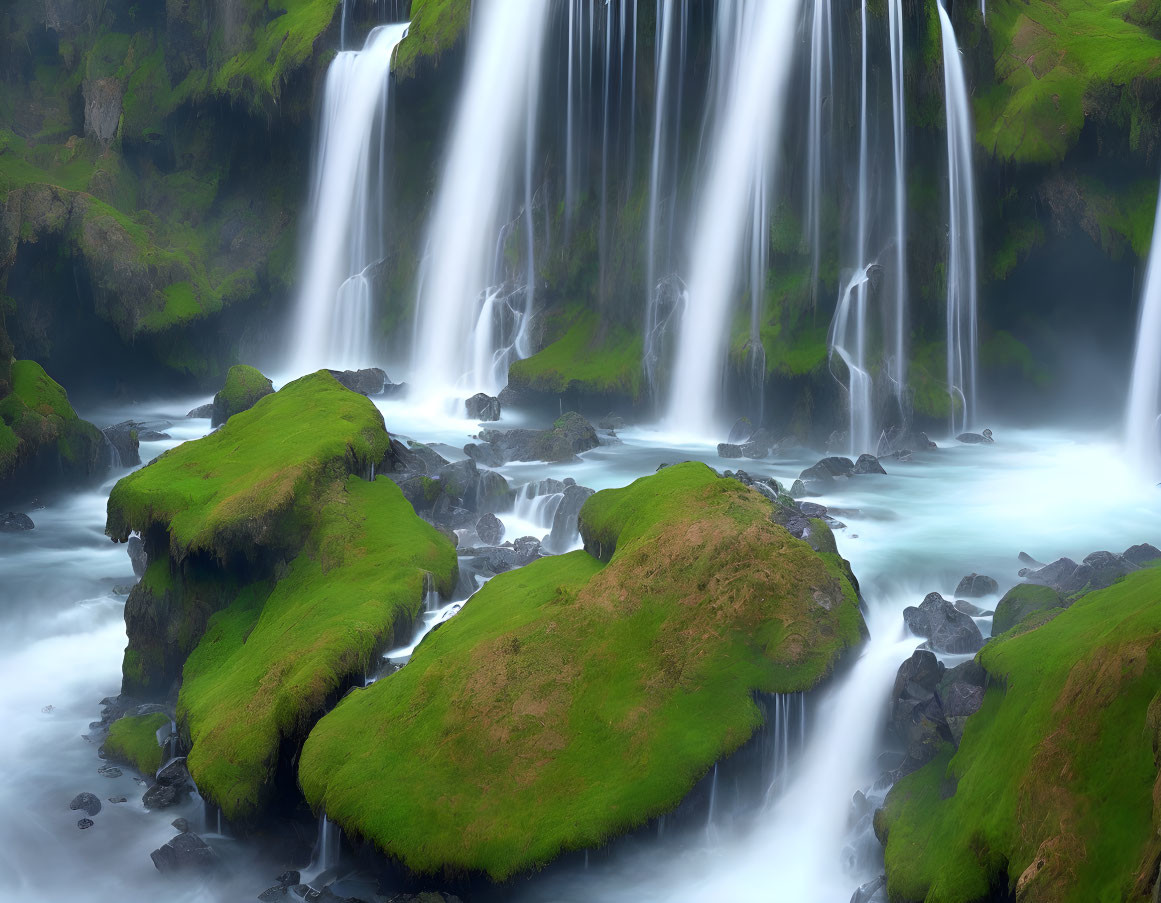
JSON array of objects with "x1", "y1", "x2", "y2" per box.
[
  {"x1": 77, "y1": 817, "x2": 94, "y2": 829},
  {"x1": 466, "y1": 546, "x2": 517, "y2": 576},
  {"x1": 789, "y1": 480, "x2": 809, "y2": 499},
  {"x1": 475, "y1": 412, "x2": 599, "y2": 464},
  {"x1": 741, "y1": 437, "x2": 773, "y2": 458},
  {"x1": 1057, "y1": 551, "x2": 1138, "y2": 596},
  {"x1": 890, "y1": 651, "x2": 950, "y2": 774},
  {"x1": 477, "y1": 470, "x2": 513, "y2": 514},
  {"x1": 277, "y1": 870, "x2": 301, "y2": 888},
  {"x1": 150, "y1": 832, "x2": 216, "y2": 873},
  {"x1": 137, "y1": 427, "x2": 172, "y2": 442},
  {"x1": 259, "y1": 887, "x2": 289, "y2": 902},
  {"x1": 1022, "y1": 557, "x2": 1079, "y2": 590},
  {"x1": 1124, "y1": 543, "x2": 1161, "y2": 567},
  {"x1": 404, "y1": 442, "x2": 450, "y2": 475},
  {"x1": 877, "y1": 427, "x2": 937, "y2": 456},
  {"x1": 187, "y1": 403, "x2": 214, "y2": 419},
  {"x1": 598, "y1": 414, "x2": 625, "y2": 431},
  {"x1": 952, "y1": 599, "x2": 989, "y2": 617},
  {"x1": 69, "y1": 792, "x2": 101, "y2": 816},
  {"x1": 463, "y1": 442, "x2": 506, "y2": 468},
  {"x1": 546, "y1": 484, "x2": 594, "y2": 554},
  {"x1": 727, "y1": 417, "x2": 755, "y2": 444},
  {"x1": 1017, "y1": 551, "x2": 1044, "y2": 567},
  {"x1": 954, "y1": 573, "x2": 998, "y2": 598},
  {"x1": 955, "y1": 428, "x2": 994, "y2": 445},
  {"x1": 475, "y1": 513, "x2": 504, "y2": 546},
  {"x1": 127, "y1": 534, "x2": 147, "y2": 577},
  {"x1": 156, "y1": 757, "x2": 191, "y2": 786},
  {"x1": 172, "y1": 817, "x2": 190, "y2": 833},
  {"x1": 0, "y1": 512, "x2": 35, "y2": 532},
  {"x1": 465, "y1": 393, "x2": 501, "y2": 422},
  {"x1": 799, "y1": 456, "x2": 855, "y2": 481},
  {"x1": 512, "y1": 536, "x2": 542, "y2": 567},
  {"x1": 851, "y1": 875, "x2": 887, "y2": 903},
  {"x1": 716, "y1": 443, "x2": 744, "y2": 459},
  {"x1": 326, "y1": 368, "x2": 389, "y2": 396},
  {"x1": 852, "y1": 454, "x2": 886, "y2": 475},
  {"x1": 143, "y1": 783, "x2": 181, "y2": 809},
  {"x1": 799, "y1": 502, "x2": 828, "y2": 519},
  {"x1": 903, "y1": 592, "x2": 984, "y2": 654},
  {"x1": 102, "y1": 421, "x2": 142, "y2": 468}
]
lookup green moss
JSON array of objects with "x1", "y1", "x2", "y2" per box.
[
  {"x1": 211, "y1": 363, "x2": 274, "y2": 425},
  {"x1": 103, "y1": 712, "x2": 170, "y2": 776},
  {"x1": 508, "y1": 308, "x2": 644, "y2": 400},
  {"x1": 300, "y1": 462, "x2": 865, "y2": 879},
  {"x1": 881, "y1": 566, "x2": 1161, "y2": 903},
  {"x1": 106, "y1": 371, "x2": 390, "y2": 561},
  {"x1": 1080, "y1": 175, "x2": 1160, "y2": 259},
  {"x1": 980, "y1": 331, "x2": 1050, "y2": 389},
  {"x1": 976, "y1": 0, "x2": 1161, "y2": 163},
  {"x1": 991, "y1": 583, "x2": 1064, "y2": 636},
  {"x1": 394, "y1": 0, "x2": 471, "y2": 79}
]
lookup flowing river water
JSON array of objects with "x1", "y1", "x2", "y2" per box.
[{"x1": 2, "y1": 391, "x2": 1158, "y2": 903}]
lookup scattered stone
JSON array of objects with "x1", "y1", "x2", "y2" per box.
[
  {"x1": 187, "y1": 403, "x2": 214, "y2": 419},
  {"x1": 77, "y1": 817, "x2": 94, "y2": 830},
  {"x1": 955, "y1": 428, "x2": 994, "y2": 445},
  {"x1": 150, "y1": 832, "x2": 216, "y2": 873},
  {"x1": 475, "y1": 513, "x2": 505, "y2": 546},
  {"x1": 717, "y1": 443, "x2": 744, "y2": 459},
  {"x1": 69, "y1": 792, "x2": 101, "y2": 816},
  {"x1": 473, "y1": 412, "x2": 599, "y2": 464},
  {"x1": 1, "y1": 512, "x2": 35, "y2": 532},
  {"x1": 97, "y1": 764, "x2": 122, "y2": 778},
  {"x1": 327, "y1": 368, "x2": 389, "y2": 397},
  {"x1": 1123, "y1": 543, "x2": 1161, "y2": 567},
  {"x1": 172, "y1": 817, "x2": 190, "y2": 833},
  {"x1": 954, "y1": 573, "x2": 998, "y2": 597},
  {"x1": 108, "y1": 797, "x2": 127, "y2": 803},
  {"x1": 465, "y1": 393, "x2": 501, "y2": 422},
  {"x1": 799, "y1": 456, "x2": 855, "y2": 481},
  {"x1": 903, "y1": 592, "x2": 984, "y2": 654},
  {"x1": 143, "y1": 783, "x2": 180, "y2": 809},
  {"x1": 852, "y1": 453, "x2": 887, "y2": 475}
]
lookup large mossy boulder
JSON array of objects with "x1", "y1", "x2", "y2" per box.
[
  {"x1": 102, "y1": 712, "x2": 170, "y2": 776},
  {"x1": 991, "y1": 583, "x2": 1064, "y2": 635},
  {"x1": 210, "y1": 364, "x2": 274, "y2": 427},
  {"x1": 0, "y1": 359, "x2": 106, "y2": 505},
  {"x1": 878, "y1": 565, "x2": 1161, "y2": 903},
  {"x1": 106, "y1": 371, "x2": 457, "y2": 821},
  {"x1": 299, "y1": 462, "x2": 866, "y2": 880}
]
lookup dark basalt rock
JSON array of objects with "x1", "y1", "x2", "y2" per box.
[
  {"x1": 903, "y1": 592, "x2": 984, "y2": 654},
  {"x1": 799, "y1": 456, "x2": 855, "y2": 481},
  {"x1": 876, "y1": 426, "x2": 937, "y2": 457},
  {"x1": 546, "y1": 484, "x2": 594, "y2": 554},
  {"x1": 954, "y1": 573, "x2": 999, "y2": 597},
  {"x1": 465, "y1": 393, "x2": 501, "y2": 422},
  {"x1": 512, "y1": 536, "x2": 542, "y2": 567},
  {"x1": 150, "y1": 832, "x2": 216, "y2": 873},
  {"x1": 955, "y1": 428, "x2": 994, "y2": 445},
  {"x1": 126, "y1": 533, "x2": 147, "y2": 577},
  {"x1": 102, "y1": 421, "x2": 142, "y2": 468},
  {"x1": 171, "y1": 817, "x2": 190, "y2": 833},
  {"x1": 1124, "y1": 543, "x2": 1161, "y2": 567},
  {"x1": 276, "y1": 870, "x2": 301, "y2": 888},
  {"x1": 727, "y1": 417, "x2": 755, "y2": 444},
  {"x1": 474, "y1": 412, "x2": 599, "y2": 464},
  {"x1": 1058, "y1": 550, "x2": 1138, "y2": 595},
  {"x1": 462, "y1": 442, "x2": 505, "y2": 468},
  {"x1": 155, "y1": 757, "x2": 191, "y2": 786},
  {"x1": 0, "y1": 512, "x2": 35, "y2": 532},
  {"x1": 475, "y1": 513, "x2": 505, "y2": 546},
  {"x1": 890, "y1": 651, "x2": 950, "y2": 774},
  {"x1": 852, "y1": 453, "x2": 886, "y2": 475},
  {"x1": 69, "y1": 792, "x2": 101, "y2": 816},
  {"x1": 1021, "y1": 557, "x2": 1079, "y2": 588},
  {"x1": 326, "y1": 368, "x2": 389, "y2": 396},
  {"x1": 186, "y1": 403, "x2": 214, "y2": 419},
  {"x1": 142, "y1": 782, "x2": 181, "y2": 809},
  {"x1": 77, "y1": 817, "x2": 94, "y2": 829},
  {"x1": 1017, "y1": 551, "x2": 1044, "y2": 567}
]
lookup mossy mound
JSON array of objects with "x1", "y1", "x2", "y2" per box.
[
  {"x1": 0, "y1": 359, "x2": 105, "y2": 505},
  {"x1": 299, "y1": 462, "x2": 865, "y2": 880},
  {"x1": 211, "y1": 364, "x2": 274, "y2": 426},
  {"x1": 102, "y1": 712, "x2": 169, "y2": 776},
  {"x1": 991, "y1": 583, "x2": 1064, "y2": 636},
  {"x1": 879, "y1": 565, "x2": 1161, "y2": 903},
  {"x1": 106, "y1": 370, "x2": 457, "y2": 820}
]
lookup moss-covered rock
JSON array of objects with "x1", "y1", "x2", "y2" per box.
[
  {"x1": 210, "y1": 364, "x2": 273, "y2": 426},
  {"x1": 102, "y1": 712, "x2": 170, "y2": 776},
  {"x1": 0, "y1": 359, "x2": 105, "y2": 505},
  {"x1": 879, "y1": 565, "x2": 1161, "y2": 903},
  {"x1": 991, "y1": 583, "x2": 1064, "y2": 636},
  {"x1": 106, "y1": 370, "x2": 457, "y2": 820},
  {"x1": 394, "y1": 0, "x2": 471, "y2": 80},
  {"x1": 299, "y1": 462, "x2": 865, "y2": 880}
]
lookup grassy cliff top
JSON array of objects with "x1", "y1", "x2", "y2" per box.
[
  {"x1": 181, "y1": 474, "x2": 457, "y2": 822},
  {"x1": 0, "y1": 359, "x2": 102, "y2": 480},
  {"x1": 299, "y1": 462, "x2": 865, "y2": 879},
  {"x1": 881, "y1": 565, "x2": 1161, "y2": 903},
  {"x1": 106, "y1": 371, "x2": 390, "y2": 561}
]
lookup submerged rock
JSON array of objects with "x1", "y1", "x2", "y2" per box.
[
  {"x1": 69, "y1": 792, "x2": 101, "y2": 816},
  {"x1": 955, "y1": 428, "x2": 994, "y2": 445},
  {"x1": 211, "y1": 364, "x2": 274, "y2": 427},
  {"x1": 465, "y1": 393, "x2": 501, "y2": 421},
  {"x1": 903, "y1": 592, "x2": 984, "y2": 654},
  {"x1": 77, "y1": 817, "x2": 94, "y2": 829},
  {"x1": 474, "y1": 412, "x2": 599, "y2": 464},
  {"x1": 0, "y1": 512, "x2": 35, "y2": 532},
  {"x1": 150, "y1": 832, "x2": 216, "y2": 873},
  {"x1": 852, "y1": 453, "x2": 886, "y2": 475},
  {"x1": 954, "y1": 573, "x2": 998, "y2": 598}
]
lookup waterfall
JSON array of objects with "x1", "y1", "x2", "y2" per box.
[
  {"x1": 308, "y1": 812, "x2": 341, "y2": 876},
  {"x1": 664, "y1": 0, "x2": 803, "y2": 435},
  {"x1": 288, "y1": 23, "x2": 408, "y2": 375},
  {"x1": 411, "y1": 0, "x2": 552, "y2": 400},
  {"x1": 888, "y1": 0, "x2": 907, "y2": 396},
  {"x1": 937, "y1": 1, "x2": 980, "y2": 435},
  {"x1": 804, "y1": 0, "x2": 833, "y2": 310},
  {"x1": 1126, "y1": 180, "x2": 1161, "y2": 481}
]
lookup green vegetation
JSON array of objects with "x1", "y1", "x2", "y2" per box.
[
  {"x1": 300, "y1": 463, "x2": 865, "y2": 879},
  {"x1": 880, "y1": 566, "x2": 1161, "y2": 903},
  {"x1": 103, "y1": 712, "x2": 170, "y2": 776},
  {"x1": 395, "y1": 0, "x2": 472, "y2": 79},
  {"x1": 211, "y1": 364, "x2": 274, "y2": 425},
  {"x1": 991, "y1": 583, "x2": 1064, "y2": 636},
  {"x1": 107, "y1": 371, "x2": 389, "y2": 561},
  {"x1": 979, "y1": 331, "x2": 1050, "y2": 391},
  {"x1": 181, "y1": 475, "x2": 456, "y2": 821},
  {"x1": 508, "y1": 308, "x2": 645, "y2": 400},
  {"x1": 976, "y1": 0, "x2": 1161, "y2": 163}
]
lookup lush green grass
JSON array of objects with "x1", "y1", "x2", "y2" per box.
[
  {"x1": 103, "y1": 712, "x2": 170, "y2": 776},
  {"x1": 507, "y1": 308, "x2": 644, "y2": 400},
  {"x1": 991, "y1": 583, "x2": 1063, "y2": 636},
  {"x1": 0, "y1": 360, "x2": 103, "y2": 479},
  {"x1": 300, "y1": 463, "x2": 865, "y2": 879},
  {"x1": 881, "y1": 566, "x2": 1161, "y2": 903},
  {"x1": 976, "y1": 0, "x2": 1161, "y2": 162},
  {"x1": 180, "y1": 475, "x2": 457, "y2": 821},
  {"x1": 106, "y1": 371, "x2": 390, "y2": 561},
  {"x1": 394, "y1": 0, "x2": 471, "y2": 78}
]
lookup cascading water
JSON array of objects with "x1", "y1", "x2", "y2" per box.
[
  {"x1": 938, "y1": 1, "x2": 980, "y2": 435},
  {"x1": 288, "y1": 23, "x2": 408, "y2": 375},
  {"x1": 411, "y1": 0, "x2": 552, "y2": 400},
  {"x1": 804, "y1": 0, "x2": 833, "y2": 310},
  {"x1": 1125, "y1": 180, "x2": 1161, "y2": 481},
  {"x1": 665, "y1": 0, "x2": 803, "y2": 436},
  {"x1": 888, "y1": 0, "x2": 907, "y2": 396}
]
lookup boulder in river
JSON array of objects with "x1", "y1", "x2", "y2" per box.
[
  {"x1": 903, "y1": 592, "x2": 984, "y2": 654},
  {"x1": 475, "y1": 513, "x2": 505, "y2": 546},
  {"x1": 465, "y1": 393, "x2": 501, "y2": 422},
  {"x1": 102, "y1": 421, "x2": 142, "y2": 468},
  {"x1": 69, "y1": 792, "x2": 101, "y2": 816},
  {"x1": 955, "y1": 428, "x2": 994, "y2": 445},
  {"x1": 890, "y1": 650, "x2": 950, "y2": 774},
  {"x1": 0, "y1": 512, "x2": 35, "y2": 532},
  {"x1": 852, "y1": 453, "x2": 886, "y2": 475},
  {"x1": 77, "y1": 817, "x2": 94, "y2": 829},
  {"x1": 954, "y1": 573, "x2": 999, "y2": 597},
  {"x1": 326, "y1": 368, "x2": 389, "y2": 396},
  {"x1": 474, "y1": 412, "x2": 599, "y2": 464},
  {"x1": 150, "y1": 832, "x2": 216, "y2": 873},
  {"x1": 727, "y1": 417, "x2": 755, "y2": 444},
  {"x1": 1057, "y1": 550, "x2": 1138, "y2": 596},
  {"x1": 142, "y1": 782, "x2": 181, "y2": 809},
  {"x1": 799, "y1": 456, "x2": 855, "y2": 481},
  {"x1": 545, "y1": 483, "x2": 594, "y2": 554}
]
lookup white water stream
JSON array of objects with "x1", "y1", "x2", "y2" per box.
[{"x1": 1126, "y1": 179, "x2": 1161, "y2": 482}]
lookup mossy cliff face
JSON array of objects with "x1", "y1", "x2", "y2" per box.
[
  {"x1": 878, "y1": 565, "x2": 1161, "y2": 903},
  {"x1": 299, "y1": 462, "x2": 865, "y2": 880},
  {"x1": 106, "y1": 370, "x2": 457, "y2": 821},
  {"x1": 0, "y1": 358, "x2": 105, "y2": 506}
]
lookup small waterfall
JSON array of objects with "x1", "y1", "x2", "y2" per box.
[
  {"x1": 289, "y1": 22, "x2": 409, "y2": 375},
  {"x1": 412, "y1": 0, "x2": 552, "y2": 400},
  {"x1": 705, "y1": 762, "x2": 719, "y2": 841},
  {"x1": 308, "y1": 812, "x2": 341, "y2": 877},
  {"x1": 803, "y1": 0, "x2": 833, "y2": 309},
  {"x1": 665, "y1": 0, "x2": 803, "y2": 435},
  {"x1": 937, "y1": 1, "x2": 980, "y2": 434},
  {"x1": 887, "y1": 0, "x2": 907, "y2": 396},
  {"x1": 763, "y1": 692, "x2": 806, "y2": 799},
  {"x1": 513, "y1": 482, "x2": 567, "y2": 534},
  {"x1": 1126, "y1": 179, "x2": 1161, "y2": 481}
]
